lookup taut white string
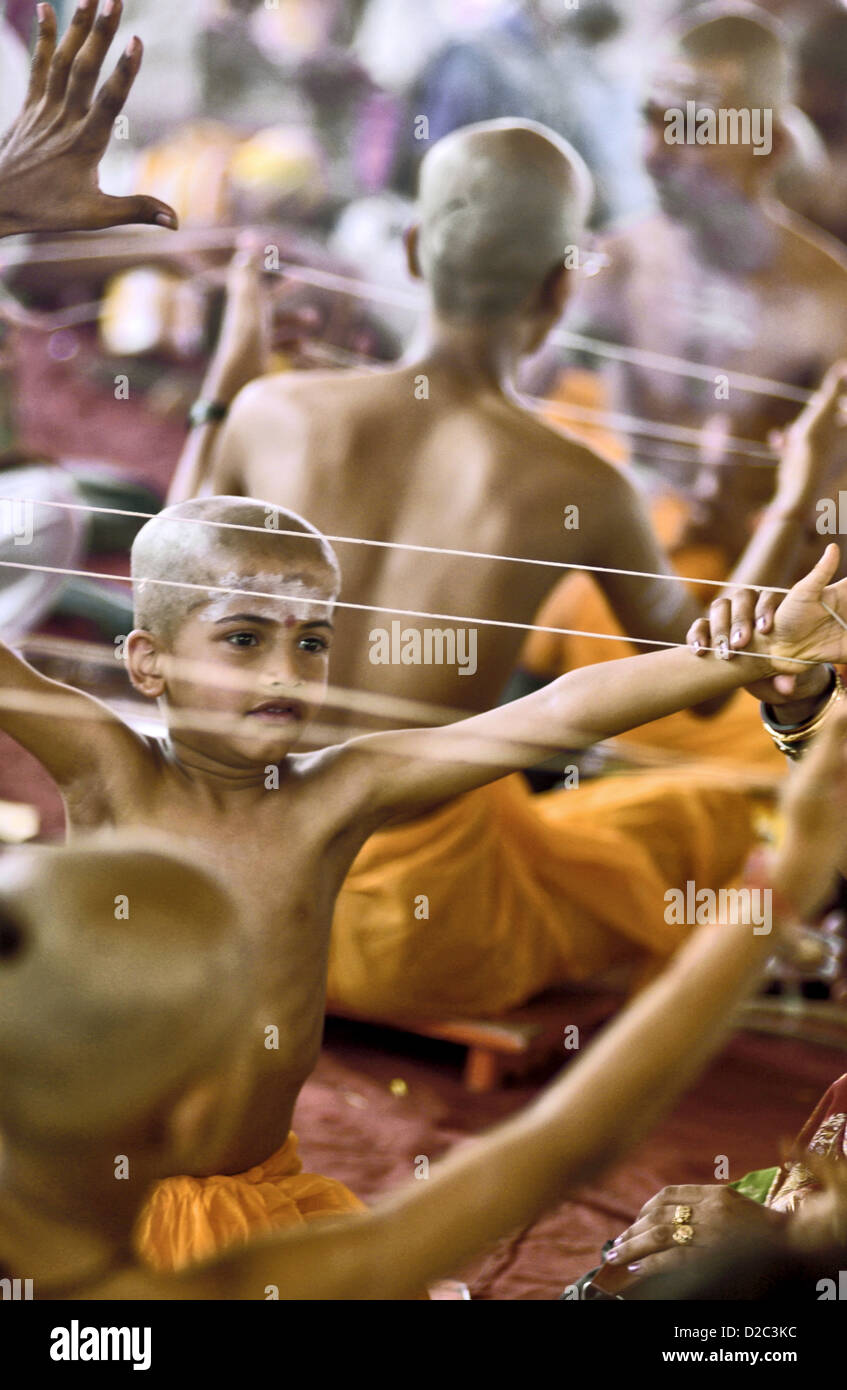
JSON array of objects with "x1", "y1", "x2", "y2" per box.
[
  {"x1": 0, "y1": 554, "x2": 820, "y2": 665},
  {"x1": 0, "y1": 493, "x2": 797, "y2": 596},
  {"x1": 0, "y1": 230, "x2": 814, "y2": 405}
]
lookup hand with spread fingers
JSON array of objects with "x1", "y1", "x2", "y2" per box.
[
  {"x1": 767, "y1": 544, "x2": 847, "y2": 671},
  {"x1": 685, "y1": 362, "x2": 847, "y2": 704},
  {"x1": 0, "y1": 1, "x2": 177, "y2": 239}
]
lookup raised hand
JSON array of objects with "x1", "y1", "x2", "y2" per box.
[
  {"x1": 768, "y1": 544, "x2": 847, "y2": 671},
  {"x1": 0, "y1": 1, "x2": 177, "y2": 239},
  {"x1": 773, "y1": 359, "x2": 847, "y2": 517},
  {"x1": 685, "y1": 364, "x2": 847, "y2": 700}
]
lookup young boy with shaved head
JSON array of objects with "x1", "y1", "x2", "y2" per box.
[
  {"x1": 4, "y1": 488, "x2": 847, "y2": 1270},
  {"x1": 1, "y1": 709, "x2": 845, "y2": 1300},
  {"x1": 169, "y1": 109, "x2": 831, "y2": 1023},
  {"x1": 1, "y1": 0, "x2": 843, "y2": 1277}
]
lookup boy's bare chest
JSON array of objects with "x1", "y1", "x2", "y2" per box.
[{"x1": 68, "y1": 777, "x2": 347, "y2": 1016}]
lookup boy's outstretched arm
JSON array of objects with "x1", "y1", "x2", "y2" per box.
[
  {"x1": 333, "y1": 547, "x2": 847, "y2": 823},
  {"x1": 0, "y1": 637, "x2": 140, "y2": 790},
  {"x1": 0, "y1": 1, "x2": 177, "y2": 239},
  {"x1": 98, "y1": 706, "x2": 847, "y2": 1301}
]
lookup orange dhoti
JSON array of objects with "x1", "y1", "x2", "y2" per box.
[
  {"x1": 135, "y1": 1132, "x2": 365, "y2": 1274},
  {"x1": 326, "y1": 770, "x2": 755, "y2": 1019}
]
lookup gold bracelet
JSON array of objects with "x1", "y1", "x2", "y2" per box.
[{"x1": 762, "y1": 668, "x2": 845, "y2": 761}]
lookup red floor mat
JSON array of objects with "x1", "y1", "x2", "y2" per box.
[{"x1": 296, "y1": 1020, "x2": 845, "y2": 1300}]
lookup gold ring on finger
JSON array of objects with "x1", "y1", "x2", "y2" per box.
[
  {"x1": 672, "y1": 1224, "x2": 694, "y2": 1245},
  {"x1": 674, "y1": 1205, "x2": 693, "y2": 1225}
]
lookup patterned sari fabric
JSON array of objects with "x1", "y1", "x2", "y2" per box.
[{"x1": 767, "y1": 1074, "x2": 847, "y2": 1213}]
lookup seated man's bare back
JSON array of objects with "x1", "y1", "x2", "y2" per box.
[{"x1": 209, "y1": 359, "x2": 693, "y2": 726}]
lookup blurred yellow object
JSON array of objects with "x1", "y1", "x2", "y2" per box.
[
  {"x1": 134, "y1": 122, "x2": 240, "y2": 228},
  {"x1": 229, "y1": 126, "x2": 328, "y2": 217},
  {"x1": 100, "y1": 268, "x2": 206, "y2": 360},
  {"x1": 131, "y1": 121, "x2": 327, "y2": 230},
  {"x1": 389, "y1": 1078, "x2": 408, "y2": 1097}
]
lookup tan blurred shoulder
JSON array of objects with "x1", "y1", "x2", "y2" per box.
[
  {"x1": 506, "y1": 397, "x2": 630, "y2": 490},
  {"x1": 769, "y1": 199, "x2": 847, "y2": 291},
  {"x1": 231, "y1": 364, "x2": 410, "y2": 422}
]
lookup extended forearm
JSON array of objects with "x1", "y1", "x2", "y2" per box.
[
  {"x1": 366, "y1": 910, "x2": 776, "y2": 1300},
  {"x1": 543, "y1": 642, "x2": 773, "y2": 748},
  {"x1": 167, "y1": 363, "x2": 245, "y2": 505},
  {"x1": 166, "y1": 425, "x2": 221, "y2": 505}
]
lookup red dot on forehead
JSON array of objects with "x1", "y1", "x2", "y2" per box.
[{"x1": 284, "y1": 615, "x2": 297, "y2": 628}]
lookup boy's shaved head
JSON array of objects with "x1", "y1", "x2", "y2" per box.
[
  {"x1": 416, "y1": 119, "x2": 593, "y2": 322},
  {"x1": 131, "y1": 497, "x2": 341, "y2": 642},
  {"x1": 0, "y1": 837, "x2": 254, "y2": 1142},
  {"x1": 658, "y1": 3, "x2": 791, "y2": 112}
]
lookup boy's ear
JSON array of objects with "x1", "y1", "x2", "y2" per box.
[
  {"x1": 124, "y1": 630, "x2": 167, "y2": 699},
  {"x1": 403, "y1": 224, "x2": 423, "y2": 280}
]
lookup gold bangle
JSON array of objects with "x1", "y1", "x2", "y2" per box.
[{"x1": 762, "y1": 669, "x2": 845, "y2": 761}]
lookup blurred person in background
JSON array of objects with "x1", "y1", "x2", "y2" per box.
[
  {"x1": 780, "y1": 6, "x2": 847, "y2": 247},
  {"x1": 560, "y1": 2, "x2": 847, "y2": 570},
  {"x1": 393, "y1": 0, "x2": 655, "y2": 232}
]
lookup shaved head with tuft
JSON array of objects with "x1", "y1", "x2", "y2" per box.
[
  {"x1": 131, "y1": 496, "x2": 342, "y2": 642},
  {"x1": 415, "y1": 119, "x2": 594, "y2": 322}
]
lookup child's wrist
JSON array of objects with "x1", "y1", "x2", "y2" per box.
[{"x1": 735, "y1": 631, "x2": 777, "y2": 677}]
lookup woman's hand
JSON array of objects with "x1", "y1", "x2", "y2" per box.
[
  {"x1": 601, "y1": 1184, "x2": 786, "y2": 1288},
  {"x1": 0, "y1": 1, "x2": 177, "y2": 239},
  {"x1": 768, "y1": 545, "x2": 847, "y2": 670}
]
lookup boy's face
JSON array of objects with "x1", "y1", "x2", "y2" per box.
[{"x1": 137, "y1": 563, "x2": 336, "y2": 767}]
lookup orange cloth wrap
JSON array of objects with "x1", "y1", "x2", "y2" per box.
[
  {"x1": 327, "y1": 770, "x2": 755, "y2": 1019},
  {"x1": 135, "y1": 1132, "x2": 365, "y2": 1274}
]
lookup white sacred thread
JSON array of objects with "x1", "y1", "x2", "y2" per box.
[
  {"x1": 0, "y1": 232, "x2": 813, "y2": 404},
  {"x1": 0, "y1": 554, "x2": 823, "y2": 666},
  {"x1": 0, "y1": 494, "x2": 797, "y2": 597}
]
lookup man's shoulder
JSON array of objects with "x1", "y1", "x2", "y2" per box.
[
  {"x1": 770, "y1": 200, "x2": 847, "y2": 287},
  {"x1": 507, "y1": 401, "x2": 631, "y2": 490},
  {"x1": 233, "y1": 365, "x2": 403, "y2": 419}
]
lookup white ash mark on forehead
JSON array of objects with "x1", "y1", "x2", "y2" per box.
[{"x1": 196, "y1": 573, "x2": 334, "y2": 624}]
